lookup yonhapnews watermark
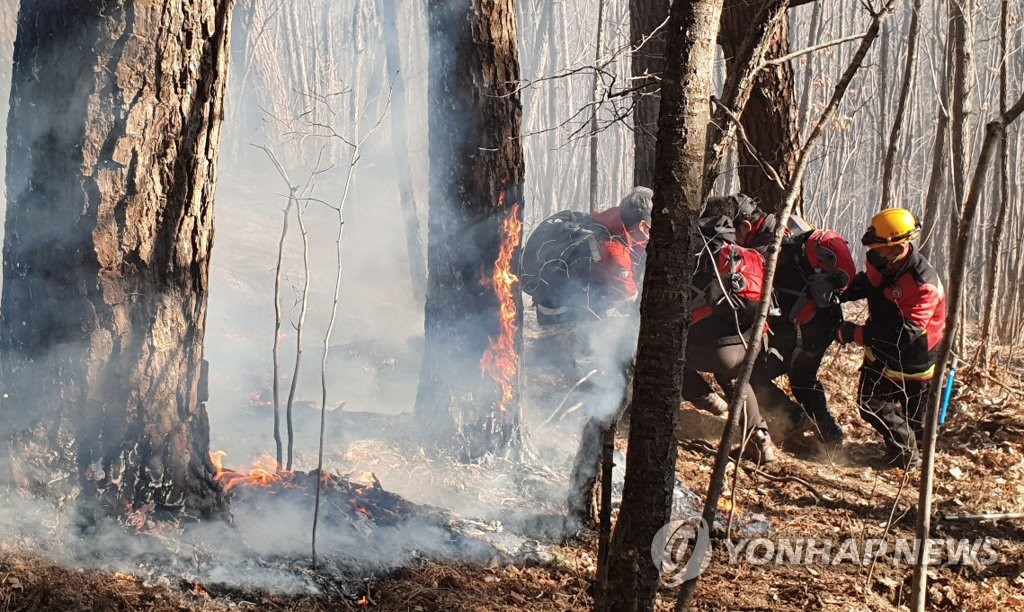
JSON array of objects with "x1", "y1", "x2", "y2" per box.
[{"x1": 652, "y1": 519, "x2": 999, "y2": 587}]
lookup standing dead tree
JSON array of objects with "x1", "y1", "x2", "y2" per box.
[{"x1": 0, "y1": 0, "x2": 234, "y2": 519}]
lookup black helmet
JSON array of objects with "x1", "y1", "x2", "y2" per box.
[
  {"x1": 619, "y1": 187, "x2": 654, "y2": 228},
  {"x1": 704, "y1": 193, "x2": 762, "y2": 224}
]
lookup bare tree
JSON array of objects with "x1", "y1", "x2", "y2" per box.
[
  {"x1": 601, "y1": 0, "x2": 725, "y2": 609},
  {"x1": 378, "y1": 0, "x2": 427, "y2": 303},
  {"x1": 911, "y1": 88, "x2": 1024, "y2": 612},
  {"x1": 978, "y1": 0, "x2": 1012, "y2": 372},
  {"x1": 0, "y1": 0, "x2": 233, "y2": 518},
  {"x1": 881, "y1": 0, "x2": 924, "y2": 208}
]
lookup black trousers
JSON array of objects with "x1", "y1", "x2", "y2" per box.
[
  {"x1": 857, "y1": 360, "x2": 930, "y2": 454},
  {"x1": 752, "y1": 309, "x2": 839, "y2": 423},
  {"x1": 684, "y1": 342, "x2": 767, "y2": 433}
]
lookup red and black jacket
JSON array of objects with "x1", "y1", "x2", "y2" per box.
[
  {"x1": 841, "y1": 247, "x2": 946, "y2": 380},
  {"x1": 590, "y1": 206, "x2": 645, "y2": 303}
]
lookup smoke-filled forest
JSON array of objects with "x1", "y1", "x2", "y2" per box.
[{"x1": 0, "y1": 0, "x2": 1021, "y2": 611}]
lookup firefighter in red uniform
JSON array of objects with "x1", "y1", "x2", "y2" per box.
[
  {"x1": 682, "y1": 194, "x2": 852, "y2": 450},
  {"x1": 838, "y1": 208, "x2": 946, "y2": 468},
  {"x1": 523, "y1": 187, "x2": 652, "y2": 326}
]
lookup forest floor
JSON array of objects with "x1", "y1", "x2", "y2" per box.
[{"x1": 1, "y1": 324, "x2": 1023, "y2": 611}]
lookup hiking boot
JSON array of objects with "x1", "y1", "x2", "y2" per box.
[
  {"x1": 743, "y1": 429, "x2": 777, "y2": 464},
  {"x1": 884, "y1": 446, "x2": 921, "y2": 470},
  {"x1": 692, "y1": 392, "x2": 729, "y2": 416},
  {"x1": 813, "y1": 415, "x2": 845, "y2": 448}
]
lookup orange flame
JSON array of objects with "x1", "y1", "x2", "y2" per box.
[
  {"x1": 718, "y1": 496, "x2": 735, "y2": 513},
  {"x1": 210, "y1": 450, "x2": 286, "y2": 492},
  {"x1": 480, "y1": 201, "x2": 522, "y2": 412}
]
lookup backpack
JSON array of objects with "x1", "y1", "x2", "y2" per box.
[
  {"x1": 690, "y1": 216, "x2": 766, "y2": 327},
  {"x1": 520, "y1": 210, "x2": 613, "y2": 302}
]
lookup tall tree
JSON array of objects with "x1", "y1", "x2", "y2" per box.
[
  {"x1": 378, "y1": 0, "x2": 427, "y2": 303},
  {"x1": 720, "y1": 0, "x2": 800, "y2": 213},
  {"x1": 0, "y1": 0, "x2": 234, "y2": 519},
  {"x1": 601, "y1": 0, "x2": 724, "y2": 609},
  {"x1": 630, "y1": 0, "x2": 670, "y2": 189},
  {"x1": 415, "y1": 0, "x2": 526, "y2": 461}
]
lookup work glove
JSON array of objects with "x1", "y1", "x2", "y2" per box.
[{"x1": 836, "y1": 321, "x2": 858, "y2": 345}]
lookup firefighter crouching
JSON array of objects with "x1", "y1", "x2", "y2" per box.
[
  {"x1": 521, "y1": 187, "x2": 651, "y2": 327},
  {"x1": 683, "y1": 214, "x2": 777, "y2": 463},
  {"x1": 683, "y1": 194, "x2": 852, "y2": 449},
  {"x1": 837, "y1": 208, "x2": 947, "y2": 469}
]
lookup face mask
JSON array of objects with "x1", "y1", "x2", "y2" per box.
[{"x1": 866, "y1": 249, "x2": 889, "y2": 272}]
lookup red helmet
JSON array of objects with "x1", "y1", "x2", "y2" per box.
[{"x1": 805, "y1": 229, "x2": 856, "y2": 293}]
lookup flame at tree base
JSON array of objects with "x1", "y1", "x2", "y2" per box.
[{"x1": 480, "y1": 201, "x2": 522, "y2": 413}]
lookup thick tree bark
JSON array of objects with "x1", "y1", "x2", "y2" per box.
[
  {"x1": 0, "y1": 0, "x2": 233, "y2": 519},
  {"x1": 703, "y1": 0, "x2": 790, "y2": 197},
  {"x1": 601, "y1": 0, "x2": 723, "y2": 609},
  {"x1": 720, "y1": 0, "x2": 800, "y2": 214},
  {"x1": 416, "y1": 0, "x2": 526, "y2": 461},
  {"x1": 630, "y1": 0, "x2": 670, "y2": 189}
]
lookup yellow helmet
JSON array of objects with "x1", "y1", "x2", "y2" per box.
[{"x1": 861, "y1": 208, "x2": 922, "y2": 248}]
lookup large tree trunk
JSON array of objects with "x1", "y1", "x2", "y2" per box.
[
  {"x1": 720, "y1": 0, "x2": 800, "y2": 214},
  {"x1": 630, "y1": 0, "x2": 670, "y2": 189},
  {"x1": 0, "y1": 1, "x2": 233, "y2": 519},
  {"x1": 416, "y1": 0, "x2": 525, "y2": 461},
  {"x1": 601, "y1": 0, "x2": 723, "y2": 609}
]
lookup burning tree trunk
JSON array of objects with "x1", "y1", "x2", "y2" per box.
[
  {"x1": 415, "y1": 0, "x2": 526, "y2": 461},
  {"x1": 0, "y1": 1, "x2": 233, "y2": 519},
  {"x1": 601, "y1": 0, "x2": 724, "y2": 609},
  {"x1": 720, "y1": 0, "x2": 800, "y2": 213}
]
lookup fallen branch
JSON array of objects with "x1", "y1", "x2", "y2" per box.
[
  {"x1": 739, "y1": 465, "x2": 837, "y2": 505},
  {"x1": 542, "y1": 369, "x2": 599, "y2": 427},
  {"x1": 940, "y1": 512, "x2": 1024, "y2": 522}
]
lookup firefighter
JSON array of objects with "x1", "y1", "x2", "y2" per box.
[
  {"x1": 522, "y1": 187, "x2": 652, "y2": 326},
  {"x1": 837, "y1": 208, "x2": 946, "y2": 468},
  {"x1": 683, "y1": 194, "x2": 850, "y2": 448},
  {"x1": 684, "y1": 214, "x2": 777, "y2": 463}
]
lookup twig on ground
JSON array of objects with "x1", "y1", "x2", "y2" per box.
[
  {"x1": 739, "y1": 465, "x2": 837, "y2": 505},
  {"x1": 542, "y1": 369, "x2": 599, "y2": 427}
]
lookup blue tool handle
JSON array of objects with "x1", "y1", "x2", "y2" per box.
[{"x1": 940, "y1": 356, "x2": 958, "y2": 425}]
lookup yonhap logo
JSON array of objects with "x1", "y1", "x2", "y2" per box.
[{"x1": 651, "y1": 518, "x2": 713, "y2": 586}]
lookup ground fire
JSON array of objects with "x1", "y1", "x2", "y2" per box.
[{"x1": 208, "y1": 451, "x2": 425, "y2": 526}]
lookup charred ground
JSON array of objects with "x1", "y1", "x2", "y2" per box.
[{"x1": 0, "y1": 323, "x2": 1022, "y2": 611}]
